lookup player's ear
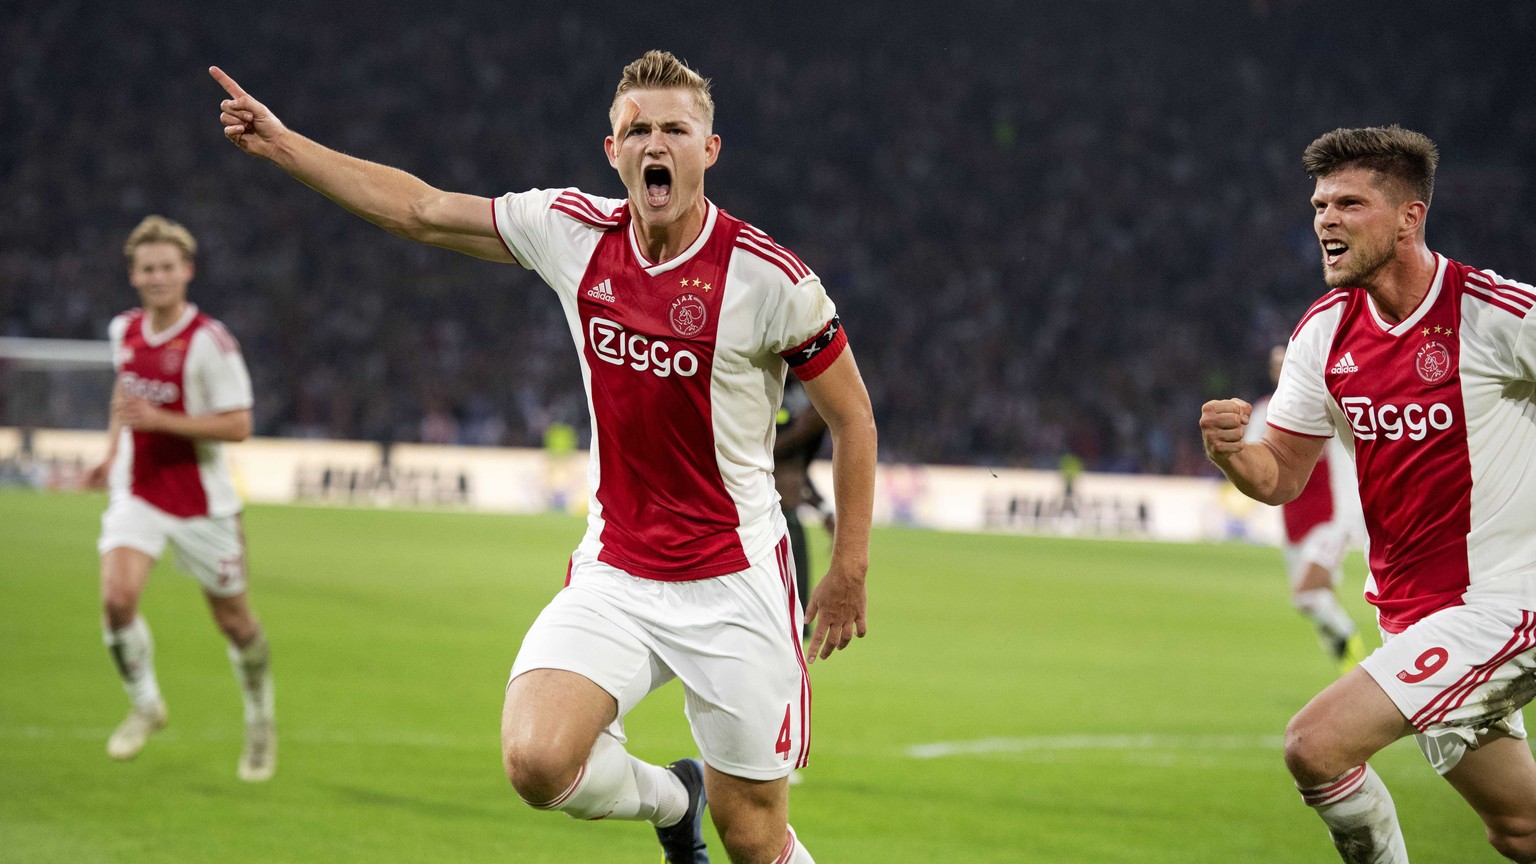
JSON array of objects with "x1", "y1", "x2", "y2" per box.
[
  {"x1": 1400, "y1": 199, "x2": 1428, "y2": 237},
  {"x1": 703, "y1": 133, "x2": 720, "y2": 169},
  {"x1": 604, "y1": 135, "x2": 619, "y2": 169}
]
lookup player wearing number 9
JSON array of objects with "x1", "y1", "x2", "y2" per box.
[{"x1": 1201, "y1": 126, "x2": 1536, "y2": 863}]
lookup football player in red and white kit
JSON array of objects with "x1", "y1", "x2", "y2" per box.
[
  {"x1": 1245, "y1": 344, "x2": 1366, "y2": 673},
  {"x1": 1201, "y1": 127, "x2": 1536, "y2": 863},
  {"x1": 212, "y1": 51, "x2": 876, "y2": 864},
  {"x1": 84, "y1": 215, "x2": 276, "y2": 782}
]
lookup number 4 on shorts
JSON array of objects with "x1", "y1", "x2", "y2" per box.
[{"x1": 776, "y1": 704, "x2": 792, "y2": 761}]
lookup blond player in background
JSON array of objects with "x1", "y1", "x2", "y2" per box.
[{"x1": 85, "y1": 215, "x2": 275, "y2": 781}]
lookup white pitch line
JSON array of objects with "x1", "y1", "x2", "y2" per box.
[
  {"x1": 906, "y1": 734, "x2": 1285, "y2": 759},
  {"x1": 0, "y1": 725, "x2": 492, "y2": 750}
]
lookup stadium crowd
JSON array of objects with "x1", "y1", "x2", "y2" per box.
[{"x1": 4, "y1": 0, "x2": 1534, "y2": 474}]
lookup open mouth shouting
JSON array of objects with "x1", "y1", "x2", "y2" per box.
[
  {"x1": 1322, "y1": 239, "x2": 1349, "y2": 267},
  {"x1": 644, "y1": 165, "x2": 672, "y2": 208}
]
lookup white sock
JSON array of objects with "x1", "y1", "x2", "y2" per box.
[
  {"x1": 1294, "y1": 588, "x2": 1356, "y2": 643},
  {"x1": 227, "y1": 630, "x2": 274, "y2": 724},
  {"x1": 104, "y1": 616, "x2": 162, "y2": 708},
  {"x1": 1298, "y1": 765, "x2": 1408, "y2": 863},
  {"x1": 774, "y1": 825, "x2": 815, "y2": 864},
  {"x1": 524, "y1": 731, "x2": 687, "y2": 824}
]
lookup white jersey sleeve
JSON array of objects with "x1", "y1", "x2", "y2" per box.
[
  {"x1": 185, "y1": 323, "x2": 254, "y2": 415},
  {"x1": 108, "y1": 314, "x2": 131, "y2": 373},
  {"x1": 492, "y1": 188, "x2": 626, "y2": 294},
  {"x1": 491, "y1": 188, "x2": 564, "y2": 275},
  {"x1": 762, "y1": 274, "x2": 839, "y2": 356},
  {"x1": 1268, "y1": 299, "x2": 1346, "y2": 438},
  {"x1": 1476, "y1": 270, "x2": 1536, "y2": 381}
]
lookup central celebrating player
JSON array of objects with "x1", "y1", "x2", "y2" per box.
[
  {"x1": 1202, "y1": 126, "x2": 1536, "y2": 863},
  {"x1": 212, "y1": 51, "x2": 876, "y2": 864}
]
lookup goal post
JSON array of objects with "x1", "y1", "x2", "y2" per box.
[{"x1": 0, "y1": 337, "x2": 115, "y2": 431}]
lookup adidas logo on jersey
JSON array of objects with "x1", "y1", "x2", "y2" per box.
[
  {"x1": 1329, "y1": 352, "x2": 1359, "y2": 374},
  {"x1": 586, "y1": 278, "x2": 616, "y2": 303}
]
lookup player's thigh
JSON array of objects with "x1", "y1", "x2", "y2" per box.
[
  {"x1": 1443, "y1": 734, "x2": 1536, "y2": 835},
  {"x1": 99, "y1": 497, "x2": 167, "y2": 604},
  {"x1": 99, "y1": 546, "x2": 156, "y2": 614},
  {"x1": 505, "y1": 571, "x2": 674, "y2": 758},
  {"x1": 502, "y1": 668, "x2": 618, "y2": 772},
  {"x1": 168, "y1": 513, "x2": 248, "y2": 598},
  {"x1": 1362, "y1": 604, "x2": 1536, "y2": 773},
  {"x1": 1286, "y1": 666, "x2": 1413, "y2": 782},
  {"x1": 663, "y1": 539, "x2": 809, "y2": 781}
]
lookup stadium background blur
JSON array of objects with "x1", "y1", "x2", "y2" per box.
[
  {"x1": 5, "y1": 0, "x2": 1533, "y2": 475},
  {"x1": 7, "y1": 3, "x2": 1536, "y2": 862}
]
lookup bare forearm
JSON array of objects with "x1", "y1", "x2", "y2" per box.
[
  {"x1": 826, "y1": 420, "x2": 876, "y2": 569},
  {"x1": 147, "y1": 410, "x2": 252, "y2": 443},
  {"x1": 1211, "y1": 442, "x2": 1299, "y2": 505},
  {"x1": 270, "y1": 132, "x2": 439, "y2": 240}
]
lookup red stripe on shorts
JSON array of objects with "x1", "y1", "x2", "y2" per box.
[
  {"x1": 1410, "y1": 610, "x2": 1536, "y2": 729},
  {"x1": 776, "y1": 535, "x2": 812, "y2": 769}
]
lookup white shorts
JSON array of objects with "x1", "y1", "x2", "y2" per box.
[
  {"x1": 509, "y1": 535, "x2": 810, "y2": 781},
  {"x1": 1360, "y1": 603, "x2": 1535, "y2": 775},
  {"x1": 1282, "y1": 521, "x2": 1353, "y2": 588},
  {"x1": 98, "y1": 496, "x2": 249, "y2": 597}
]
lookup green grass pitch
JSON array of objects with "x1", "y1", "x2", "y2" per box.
[{"x1": 0, "y1": 488, "x2": 1512, "y2": 862}]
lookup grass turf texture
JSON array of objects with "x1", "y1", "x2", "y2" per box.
[{"x1": 0, "y1": 488, "x2": 1512, "y2": 862}]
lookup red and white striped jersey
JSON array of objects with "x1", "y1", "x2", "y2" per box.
[
  {"x1": 1268, "y1": 254, "x2": 1536, "y2": 632},
  {"x1": 107, "y1": 304, "x2": 253, "y2": 518},
  {"x1": 493, "y1": 189, "x2": 847, "y2": 581},
  {"x1": 1247, "y1": 395, "x2": 1362, "y2": 544}
]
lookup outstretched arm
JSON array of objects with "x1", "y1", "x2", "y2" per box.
[
  {"x1": 210, "y1": 66, "x2": 515, "y2": 263},
  {"x1": 1200, "y1": 398, "x2": 1326, "y2": 504},
  {"x1": 800, "y1": 350, "x2": 877, "y2": 663}
]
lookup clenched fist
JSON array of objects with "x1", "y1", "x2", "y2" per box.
[{"x1": 1199, "y1": 398, "x2": 1252, "y2": 460}]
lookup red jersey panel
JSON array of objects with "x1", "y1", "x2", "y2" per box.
[
  {"x1": 578, "y1": 208, "x2": 749, "y2": 579},
  {"x1": 109, "y1": 306, "x2": 252, "y2": 519}
]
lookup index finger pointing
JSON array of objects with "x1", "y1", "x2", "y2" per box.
[{"x1": 209, "y1": 66, "x2": 248, "y2": 99}]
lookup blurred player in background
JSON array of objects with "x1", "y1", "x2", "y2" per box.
[
  {"x1": 1202, "y1": 126, "x2": 1536, "y2": 863},
  {"x1": 774, "y1": 379, "x2": 834, "y2": 639},
  {"x1": 1245, "y1": 344, "x2": 1366, "y2": 673},
  {"x1": 84, "y1": 215, "x2": 275, "y2": 782},
  {"x1": 213, "y1": 49, "x2": 876, "y2": 864}
]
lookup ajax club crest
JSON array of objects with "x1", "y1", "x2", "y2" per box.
[
  {"x1": 1416, "y1": 340, "x2": 1451, "y2": 384},
  {"x1": 669, "y1": 293, "x2": 707, "y2": 338}
]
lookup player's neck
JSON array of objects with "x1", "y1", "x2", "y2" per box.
[
  {"x1": 144, "y1": 301, "x2": 190, "y2": 335},
  {"x1": 1363, "y1": 244, "x2": 1436, "y2": 325},
  {"x1": 632, "y1": 197, "x2": 708, "y2": 265}
]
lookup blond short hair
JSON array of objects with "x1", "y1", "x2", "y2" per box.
[
  {"x1": 610, "y1": 50, "x2": 715, "y2": 129},
  {"x1": 124, "y1": 215, "x2": 197, "y2": 263}
]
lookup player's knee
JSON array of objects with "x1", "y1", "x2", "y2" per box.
[
  {"x1": 101, "y1": 592, "x2": 138, "y2": 629},
  {"x1": 1486, "y1": 813, "x2": 1536, "y2": 863},
  {"x1": 1282, "y1": 715, "x2": 1336, "y2": 786},
  {"x1": 502, "y1": 741, "x2": 580, "y2": 806}
]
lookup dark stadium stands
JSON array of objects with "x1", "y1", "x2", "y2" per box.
[{"x1": 3, "y1": 0, "x2": 1533, "y2": 473}]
